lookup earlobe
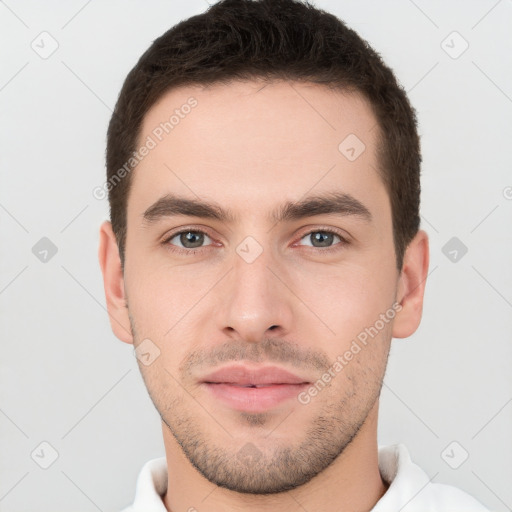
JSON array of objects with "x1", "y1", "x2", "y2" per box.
[
  {"x1": 98, "y1": 221, "x2": 133, "y2": 344},
  {"x1": 392, "y1": 229, "x2": 429, "y2": 339}
]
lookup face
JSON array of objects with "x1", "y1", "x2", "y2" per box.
[{"x1": 121, "y1": 80, "x2": 402, "y2": 493}]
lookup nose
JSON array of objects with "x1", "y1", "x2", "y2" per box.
[{"x1": 217, "y1": 243, "x2": 295, "y2": 343}]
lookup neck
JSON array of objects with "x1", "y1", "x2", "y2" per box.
[{"x1": 161, "y1": 402, "x2": 389, "y2": 512}]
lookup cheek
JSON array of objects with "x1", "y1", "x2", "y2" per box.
[
  {"x1": 291, "y1": 260, "x2": 398, "y2": 343},
  {"x1": 125, "y1": 259, "x2": 229, "y2": 379},
  {"x1": 125, "y1": 259, "x2": 205, "y2": 339}
]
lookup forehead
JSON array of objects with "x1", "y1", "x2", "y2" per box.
[{"x1": 129, "y1": 80, "x2": 385, "y2": 219}]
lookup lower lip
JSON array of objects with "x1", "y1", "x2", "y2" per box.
[{"x1": 202, "y1": 383, "x2": 309, "y2": 413}]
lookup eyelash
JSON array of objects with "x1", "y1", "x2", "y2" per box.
[{"x1": 161, "y1": 227, "x2": 349, "y2": 256}]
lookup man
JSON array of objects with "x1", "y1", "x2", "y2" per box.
[{"x1": 98, "y1": 0, "x2": 491, "y2": 510}]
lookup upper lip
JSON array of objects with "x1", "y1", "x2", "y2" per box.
[{"x1": 201, "y1": 365, "x2": 310, "y2": 386}]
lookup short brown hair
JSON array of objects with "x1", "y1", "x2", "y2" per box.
[{"x1": 106, "y1": 0, "x2": 421, "y2": 270}]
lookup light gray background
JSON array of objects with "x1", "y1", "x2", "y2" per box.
[{"x1": 1, "y1": 1, "x2": 511, "y2": 511}]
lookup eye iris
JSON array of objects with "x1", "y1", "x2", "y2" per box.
[
  {"x1": 180, "y1": 231, "x2": 204, "y2": 248},
  {"x1": 311, "y1": 232, "x2": 334, "y2": 247}
]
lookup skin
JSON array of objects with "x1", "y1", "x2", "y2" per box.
[{"x1": 98, "y1": 80, "x2": 429, "y2": 512}]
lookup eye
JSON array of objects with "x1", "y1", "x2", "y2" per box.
[
  {"x1": 163, "y1": 229, "x2": 214, "y2": 252},
  {"x1": 296, "y1": 229, "x2": 347, "y2": 250},
  {"x1": 161, "y1": 227, "x2": 349, "y2": 256}
]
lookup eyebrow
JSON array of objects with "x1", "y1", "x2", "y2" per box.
[{"x1": 142, "y1": 191, "x2": 372, "y2": 226}]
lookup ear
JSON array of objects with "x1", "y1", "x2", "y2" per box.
[
  {"x1": 392, "y1": 229, "x2": 429, "y2": 339},
  {"x1": 98, "y1": 220, "x2": 133, "y2": 344}
]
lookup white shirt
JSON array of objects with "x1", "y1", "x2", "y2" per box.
[{"x1": 120, "y1": 444, "x2": 491, "y2": 511}]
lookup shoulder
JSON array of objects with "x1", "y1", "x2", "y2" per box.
[
  {"x1": 425, "y1": 481, "x2": 492, "y2": 511},
  {"x1": 374, "y1": 444, "x2": 491, "y2": 511}
]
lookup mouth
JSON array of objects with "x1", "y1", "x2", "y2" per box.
[
  {"x1": 215, "y1": 383, "x2": 288, "y2": 388},
  {"x1": 200, "y1": 365, "x2": 311, "y2": 413}
]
